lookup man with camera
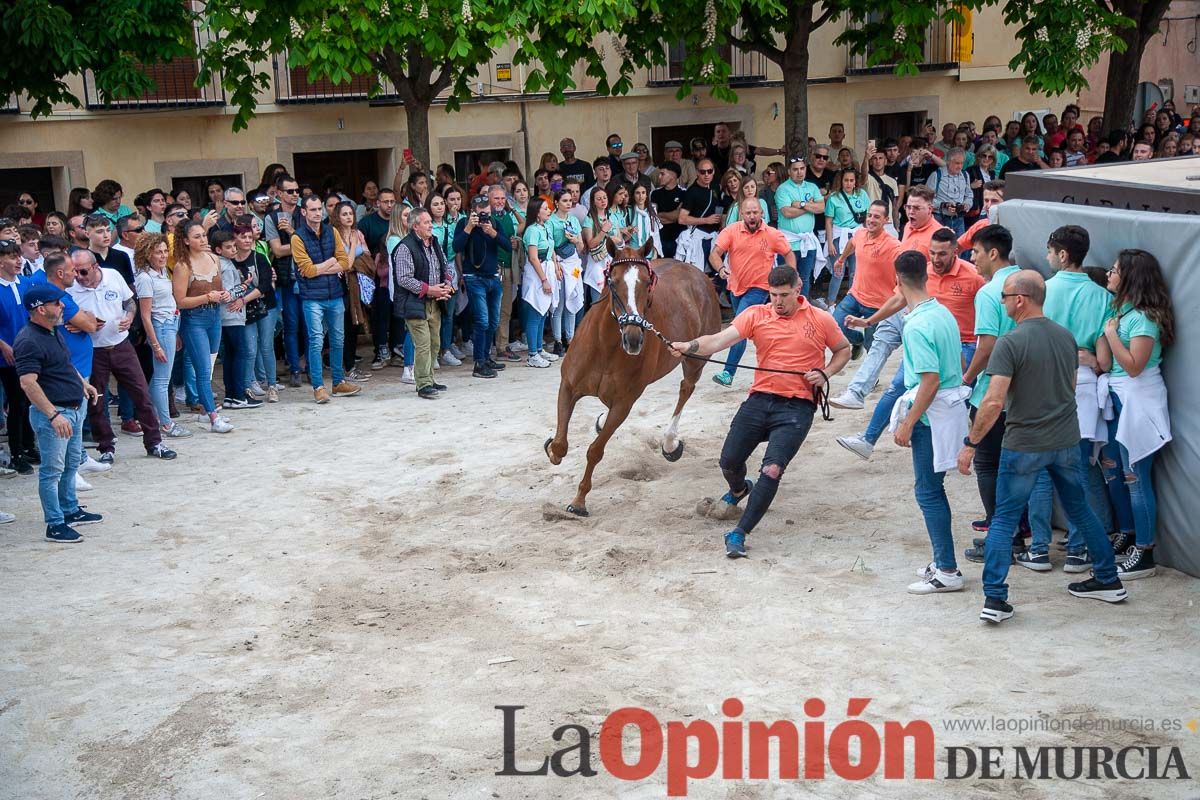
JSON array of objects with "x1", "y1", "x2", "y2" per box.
[
  {"x1": 923, "y1": 147, "x2": 974, "y2": 237},
  {"x1": 453, "y1": 185, "x2": 512, "y2": 379}
]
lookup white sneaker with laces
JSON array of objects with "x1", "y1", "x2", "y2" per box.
[
  {"x1": 907, "y1": 569, "x2": 965, "y2": 594},
  {"x1": 209, "y1": 416, "x2": 234, "y2": 434},
  {"x1": 527, "y1": 353, "x2": 551, "y2": 368},
  {"x1": 836, "y1": 434, "x2": 874, "y2": 461},
  {"x1": 539, "y1": 349, "x2": 559, "y2": 362},
  {"x1": 440, "y1": 350, "x2": 462, "y2": 366},
  {"x1": 401, "y1": 366, "x2": 416, "y2": 384},
  {"x1": 78, "y1": 454, "x2": 113, "y2": 474},
  {"x1": 249, "y1": 381, "x2": 267, "y2": 398},
  {"x1": 75, "y1": 474, "x2": 94, "y2": 492},
  {"x1": 450, "y1": 343, "x2": 466, "y2": 358},
  {"x1": 508, "y1": 340, "x2": 528, "y2": 353},
  {"x1": 829, "y1": 390, "x2": 864, "y2": 410}
]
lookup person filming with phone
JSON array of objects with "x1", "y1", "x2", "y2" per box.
[{"x1": 453, "y1": 185, "x2": 512, "y2": 379}]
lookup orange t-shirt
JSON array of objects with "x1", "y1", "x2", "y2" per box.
[
  {"x1": 926, "y1": 258, "x2": 985, "y2": 342},
  {"x1": 900, "y1": 217, "x2": 948, "y2": 259},
  {"x1": 957, "y1": 217, "x2": 989, "y2": 252},
  {"x1": 847, "y1": 227, "x2": 902, "y2": 309},
  {"x1": 716, "y1": 222, "x2": 792, "y2": 295},
  {"x1": 731, "y1": 300, "x2": 845, "y2": 401}
]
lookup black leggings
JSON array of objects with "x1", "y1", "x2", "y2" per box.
[{"x1": 971, "y1": 407, "x2": 1006, "y2": 524}]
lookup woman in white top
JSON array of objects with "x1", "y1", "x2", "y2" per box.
[{"x1": 135, "y1": 233, "x2": 189, "y2": 439}]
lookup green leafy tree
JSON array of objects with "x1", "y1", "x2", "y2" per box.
[
  {"x1": 1094, "y1": 0, "x2": 1172, "y2": 130},
  {"x1": 199, "y1": 0, "x2": 524, "y2": 169},
  {"x1": 0, "y1": 0, "x2": 197, "y2": 117},
  {"x1": 520, "y1": 0, "x2": 1132, "y2": 155}
]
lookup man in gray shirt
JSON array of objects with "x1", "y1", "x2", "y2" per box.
[{"x1": 956, "y1": 270, "x2": 1126, "y2": 624}]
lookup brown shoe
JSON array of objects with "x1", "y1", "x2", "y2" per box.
[
  {"x1": 332, "y1": 381, "x2": 362, "y2": 397},
  {"x1": 314, "y1": 386, "x2": 331, "y2": 404}
]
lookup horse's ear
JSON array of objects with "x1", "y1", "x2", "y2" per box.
[
  {"x1": 639, "y1": 238, "x2": 654, "y2": 260},
  {"x1": 605, "y1": 237, "x2": 617, "y2": 259}
]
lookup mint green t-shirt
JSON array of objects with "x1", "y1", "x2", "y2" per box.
[
  {"x1": 824, "y1": 189, "x2": 870, "y2": 230},
  {"x1": 1110, "y1": 302, "x2": 1163, "y2": 377},
  {"x1": 1043, "y1": 270, "x2": 1115, "y2": 352},
  {"x1": 546, "y1": 213, "x2": 580, "y2": 249},
  {"x1": 970, "y1": 264, "x2": 1021, "y2": 408},
  {"x1": 522, "y1": 222, "x2": 552, "y2": 261},
  {"x1": 724, "y1": 198, "x2": 770, "y2": 226},
  {"x1": 903, "y1": 299, "x2": 965, "y2": 424},
  {"x1": 773, "y1": 179, "x2": 822, "y2": 239}
]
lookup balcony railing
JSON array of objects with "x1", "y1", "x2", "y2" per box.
[
  {"x1": 847, "y1": 17, "x2": 961, "y2": 75},
  {"x1": 272, "y1": 54, "x2": 400, "y2": 105},
  {"x1": 647, "y1": 42, "x2": 768, "y2": 87},
  {"x1": 83, "y1": 23, "x2": 224, "y2": 109},
  {"x1": 1, "y1": 95, "x2": 17, "y2": 114}
]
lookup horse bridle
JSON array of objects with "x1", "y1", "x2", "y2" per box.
[{"x1": 605, "y1": 257, "x2": 662, "y2": 336}]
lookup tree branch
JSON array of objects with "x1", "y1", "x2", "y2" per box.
[
  {"x1": 728, "y1": 31, "x2": 783, "y2": 63},
  {"x1": 813, "y1": 3, "x2": 838, "y2": 30},
  {"x1": 429, "y1": 59, "x2": 455, "y2": 96}
]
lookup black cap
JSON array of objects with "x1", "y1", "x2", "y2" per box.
[{"x1": 23, "y1": 284, "x2": 66, "y2": 310}]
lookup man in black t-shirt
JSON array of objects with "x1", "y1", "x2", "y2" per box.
[
  {"x1": 558, "y1": 138, "x2": 595, "y2": 192},
  {"x1": 999, "y1": 137, "x2": 1044, "y2": 178},
  {"x1": 650, "y1": 162, "x2": 687, "y2": 258},
  {"x1": 356, "y1": 187, "x2": 395, "y2": 256},
  {"x1": 680, "y1": 159, "x2": 722, "y2": 234},
  {"x1": 806, "y1": 144, "x2": 837, "y2": 247}
]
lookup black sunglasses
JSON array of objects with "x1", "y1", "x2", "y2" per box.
[
  {"x1": 697, "y1": 169, "x2": 714, "y2": 174},
  {"x1": 1000, "y1": 292, "x2": 1028, "y2": 300},
  {"x1": 127, "y1": 226, "x2": 145, "y2": 234},
  {"x1": 281, "y1": 188, "x2": 300, "y2": 195}
]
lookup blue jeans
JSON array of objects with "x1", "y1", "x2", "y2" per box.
[
  {"x1": 789, "y1": 249, "x2": 817, "y2": 298},
  {"x1": 912, "y1": 422, "x2": 955, "y2": 571},
  {"x1": 550, "y1": 281, "x2": 576, "y2": 344},
  {"x1": 723, "y1": 288, "x2": 770, "y2": 375},
  {"x1": 1028, "y1": 439, "x2": 1113, "y2": 555},
  {"x1": 221, "y1": 324, "x2": 252, "y2": 401},
  {"x1": 832, "y1": 293, "x2": 877, "y2": 348},
  {"x1": 465, "y1": 274, "x2": 503, "y2": 362},
  {"x1": 826, "y1": 252, "x2": 856, "y2": 304},
  {"x1": 983, "y1": 446, "x2": 1119, "y2": 600},
  {"x1": 861, "y1": 342, "x2": 974, "y2": 446},
  {"x1": 439, "y1": 299, "x2": 455, "y2": 352},
  {"x1": 28, "y1": 404, "x2": 84, "y2": 526},
  {"x1": 302, "y1": 298, "x2": 345, "y2": 389},
  {"x1": 279, "y1": 282, "x2": 305, "y2": 375},
  {"x1": 249, "y1": 309, "x2": 279, "y2": 386},
  {"x1": 935, "y1": 213, "x2": 966, "y2": 237},
  {"x1": 180, "y1": 305, "x2": 222, "y2": 414},
  {"x1": 847, "y1": 313, "x2": 903, "y2": 401},
  {"x1": 149, "y1": 316, "x2": 178, "y2": 426},
  {"x1": 521, "y1": 301, "x2": 547, "y2": 362},
  {"x1": 1102, "y1": 393, "x2": 1156, "y2": 547}
]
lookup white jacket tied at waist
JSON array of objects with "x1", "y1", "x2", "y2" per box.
[
  {"x1": 890, "y1": 384, "x2": 972, "y2": 473},
  {"x1": 1101, "y1": 366, "x2": 1171, "y2": 466},
  {"x1": 675, "y1": 227, "x2": 717, "y2": 270}
]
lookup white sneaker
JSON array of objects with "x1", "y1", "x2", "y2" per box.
[
  {"x1": 400, "y1": 366, "x2": 416, "y2": 384},
  {"x1": 392, "y1": 345, "x2": 406, "y2": 358},
  {"x1": 75, "y1": 474, "x2": 94, "y2": 492},
  {"x1": 78, "y1": 454, "x2": 113, "y2": 474},
  {"x1": 209, "y1": 416, "x2": 234, "y2": 434},
  {"x1": 0, "y1": 511, "x2": 14, "y2": 524},
  {"x1": 173, "y1": 390, "x2": 185, "y2": 403},
  {"x1": 907, "y1": 569, "x2": 965, "y2": 594},
  {"x1": 508, "y1": 340, "x2": 528, "y2": 353},
  {"x1": 432, "y1": 358, "x2": 440, "y2": 370},
  {"x1": 527, "y1": 353, "x2": 551, "y2": 368},
  {"x1": 539, "y1": 349, "x2": 559, "y2": 362},
  {"x1": 450, "y1": 343, "x2": 466, "y2": 358},
  {"x1": 915, "y1": 561, "x2": 936, "y2": 579},
  {"x1": 440, "y1": 350, "x2": 462, "y2": 367},
  {"x1": 249, "y1": 381, "x2": 267, "y2": 398},
  {"x1": 829, "y1": 390, "x2": 864, "y2": 410},
  {"x1": 835, "y1": 433, "x2": 874, "y2": 461}
]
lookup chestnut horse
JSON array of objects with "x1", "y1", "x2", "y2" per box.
[{"x1": 544, "y1": 240, "x2": 721, "y2": 516}]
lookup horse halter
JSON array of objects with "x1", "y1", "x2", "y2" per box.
[{"x1": 605, "y1": 257, "x2": 659, "y2": 331}]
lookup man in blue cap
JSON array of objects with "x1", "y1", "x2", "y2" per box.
[{"x1": 13, "y1": 284, "x2": 103, "y2": 542}]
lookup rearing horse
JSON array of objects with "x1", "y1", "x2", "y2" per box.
[{"x1": 544, "y1": 240, "x2": 722, "y2": 516}]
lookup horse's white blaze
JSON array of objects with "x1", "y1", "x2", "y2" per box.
[
  {"x1": 623, "y1": 268, "x2": 640, "y2": 317},
  {"x1": 663, "y1": 412, "x2": 681, "y2": 452}
]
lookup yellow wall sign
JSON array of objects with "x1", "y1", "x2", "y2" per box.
[{"x1": 497, "y1": 64, "x2": 512, "y2": 81}]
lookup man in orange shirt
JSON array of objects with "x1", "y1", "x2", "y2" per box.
[
  {"x1": 829, "y1": 200, "x2": 902, "y2": 359},
  {"x1": 708, "y1": 198, "x2": 794, "y2": 387},
  {"x1": 670, "y1": 265, "x2": 851, "y2": 557},
  {"x1": 899, "y1": 185, "x2": 946, "y2": 258},
  {"x1": 836, "y1": 229, "x2": 985, "y2": 460},
  {"x1": 957, "y1": 180, "x2": 1005, "y2": 254}
]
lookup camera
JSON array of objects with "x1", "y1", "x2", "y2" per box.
[{"x1": 475, "y1": 211, "x2": 492, "y2": 227}]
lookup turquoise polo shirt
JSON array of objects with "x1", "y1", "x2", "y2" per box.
[
  {"x1": 1110, "y1": 302, "x2": 1162, "y2": 377},
  {"x1": 546, "y1": 214, "x2": 580, "y2": 249},
  {"x1": 824, "y1": 189, "x2": 870, "y2": 230},
  {"x1": 1044, "y1": 270, "x2": 1115, "y2": 352},
  {"x1": 522, "y1": 222, "x2": 552, "y2": 261},
  {"x1": 903, "y1": 298, "x2": 964, "y2": 424},
  {"x1": 773, "y1": 179, "x2": 822, "y2": 239},
  {"x1": 970, "y1": 264, "x2": 1021, "y2": 408}
]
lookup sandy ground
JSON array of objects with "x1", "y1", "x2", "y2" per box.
[{"x1": 2, "y1": 340, "x2": 1198, "y2": 800}]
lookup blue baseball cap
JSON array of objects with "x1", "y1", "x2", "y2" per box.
[{"x1": 23, "y1": 284, "x2": 66, "y2": 311}]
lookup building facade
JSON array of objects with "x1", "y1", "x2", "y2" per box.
[{"x1": 0, "y1": 7, "x2": 1051, "y2": 210}]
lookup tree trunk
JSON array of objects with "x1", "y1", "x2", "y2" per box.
[
  {"x1": 1101, "y1": 0, "x2": 1172, "y2": 131},
  {"x1": 403, "y1": 98, "x2": 433, "y2": 171},
  {"x1": 781, "y1": 4, "x2": 816, "y2": 157}
]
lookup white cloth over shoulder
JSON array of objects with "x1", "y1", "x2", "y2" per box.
[
  {"x1": 560, "y1": 251, "x2": 585, "y2": 314},
  {"x1": 890, "y1": 384, "x2": 972, "y2": 473},
  {"x1": 675, "y1": 227, "x2": 716, "y2": 270},
  {"x1": 1102, "y1": 366, "x2": 1171, "y2": 465}
]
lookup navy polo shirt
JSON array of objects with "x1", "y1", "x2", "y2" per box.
[{"x1": 14, "y1": 321, "x2": 84, "y2": 408}]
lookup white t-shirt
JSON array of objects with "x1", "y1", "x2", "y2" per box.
[{"x1": 68, "y1": 267, "x2": 133, "y2": 348}]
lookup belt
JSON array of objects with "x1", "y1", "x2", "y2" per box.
[{"x1": 94, "y1": 340, "x2": 131, "y2": 351}]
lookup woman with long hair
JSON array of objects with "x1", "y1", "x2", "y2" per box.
[
  {"x1": 1096, "y1": 249, "x2": 1174, "y2": 580},
  {"x1": 232, "y1": 215, "x2": 280, "y2": 401},
  {"x1": 1002, "y1": 120, "x2": 1023, "y2": 156},
  {"x1": 717, "y1": 169, "x2": 743, "y2": 229},
  {"x1": 723, "y1": 176, "x2": 769, "y2": 227},
  {"x1": 172, "y1": 219, "x2": 234, "y2": 433},
  {"x1": 1137, "y1": 124, "x2": 1157, "y2": 151},
  {"x1": 202, "y1": 178, "x2": 226, "y2": 217},
  {"x1": 546, "y1": 189, "x2": 585, "y2": 354},
  {"x1": 822, "y1": 168, "x2": 870, "y2": 305},
  {"x1": 357, "y1": 179, "x2": 380, "y2": 221},
  {"x1": 43, "y1": 211, "x2": 68, "y2": 238},
  {"x1": 629, "y1": 184, "x2": 660, "y2": 255},
  {"x1": 608, "y1": 183, "x2": 634, "y2": 244},
  {"x1": 581, "y1": 186, "x2": 619, "y2": 301},
  {"x1": 427, "y1": 193, "x2": 460, "y2": 367},
  {"x1": 135, "y1": 233, "x2": 191, "y2": 438},
  {"x1": 256, "y1": 162, "x2": 287, "y2": 197},
  {"x1": 402, "y1": 172, "x2": 429, "y2": 209},
  {"x1": 539, "y1": 152, "x2": 559, "y2": 174},
  {"x1": 382, "y1": 204, "x2": 416, "y2": 383},
  {"x1": 332, "y1": 200, "x2": 372, "y2": 384},
  {"x1": 67, "y1": 187, "x2": 93, "y2": 219},
  {"x1": 519, "y1": 196, "x2": 557, "y2": 367}
]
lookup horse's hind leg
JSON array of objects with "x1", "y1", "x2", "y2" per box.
[
  {"x1": 567, "y1": 400, "x2": 634, "y2": 517},
  {"x1": 661, "y1": 357, "x2": 703, "y2": 462},
  {"x1": 546, "y1": 379, "x2": 579, "y2": 465}
]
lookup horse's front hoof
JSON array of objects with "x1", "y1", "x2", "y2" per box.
[
  {"x1": 595, "y1": 413, "x2": 605, "y2": 434},
  {"x1": 566, "y1": 504, "x2": 590, "y2": 517},
  {"x1": 662, "y1": 440, "x2": 685, "y2": 462},
  {"x1": 545, "y1": 437, "x2": 563, "y2": 464}
]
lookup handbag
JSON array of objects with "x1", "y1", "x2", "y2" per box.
[{"x1": 841, "y1": 190, "x2": 867, "y2": 225}]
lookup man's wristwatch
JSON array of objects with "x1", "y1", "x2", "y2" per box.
[{"x1": 962, "y1": 436, "x2": 979, "y2": 448}]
